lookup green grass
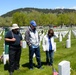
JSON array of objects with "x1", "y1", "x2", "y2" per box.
[{"x1": 0, "y1": 32, "x2": 76, "y2": 75}]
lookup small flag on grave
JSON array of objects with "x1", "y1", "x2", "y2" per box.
[{"x1": 53, "y1": 68, "x2": 58, "y2": 75}]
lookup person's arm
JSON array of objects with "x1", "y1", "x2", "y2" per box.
[
  {"x1": 25, "y1": 30, "x2": 31, "y2": 46},
  {"x1": 38, "y1": 33, "x2": 40, "y2": 43},
  {"x1": 5, "y1": 38, "x2": 16, "y2": 42},
  {"x1": 5, "y1": 31, "x2": 16, "y2": 42},
  {"x1": 20, "y1": 41, "x2": 22, "y2": 47}
]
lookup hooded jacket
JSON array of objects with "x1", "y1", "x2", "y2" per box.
[{"x1": 25, "y1": 27, "x2": 40, "y2": 47}]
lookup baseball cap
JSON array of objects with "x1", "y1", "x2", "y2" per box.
[{"x1": 30, "y1": 20, "x2": 37, "y2": 27}]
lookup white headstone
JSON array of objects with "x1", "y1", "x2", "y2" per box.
[
  {"x1": 22, "y1": 41, "x2": 26, "y2": 48},
  {"x1": 58, "y1": 60, "x2": 70, "y2": 75},
  {"x1": 72, "y1": 30, "x2": 76, "y2": 37},
  {"x1": 54, "y1": 32, "x2": 59, "y2": 38},
  {"x1": 67, "y1": 34, "x2": 71, "y2": 40},
  {"x1": 22, "y1": 34, "x2": 25, "y2": 40},
  {"x1": 59, "y1": 33, "x2": 62, "y2": 42},
  {"x1": 66, "y1": 39, "x2": 71, "y2": 48}
]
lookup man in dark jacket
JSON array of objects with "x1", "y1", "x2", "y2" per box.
[{"x1": 5, "y1": 24, "x2": 22, "y2": 75}]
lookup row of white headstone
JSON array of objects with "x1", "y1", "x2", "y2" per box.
[
  {"x1": 21, "y1": 30, "x2": 72, "y2": 49},
  {"x1": 57, "y1": 31, "x2": 71, "y2": 75},
  {"x1": 72, "y1": 30, "x2": 76, "y2": 37},
  {"x1": 0, "y1": 29, "x2": 74, "y2": 49}
]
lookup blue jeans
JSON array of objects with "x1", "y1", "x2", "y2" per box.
[
  {"x1": 29, "y1": 46, "x2": 41, "y2": 68},
  {"x1": 46, "y1": 50, "x2": 54, "y2": 65}
]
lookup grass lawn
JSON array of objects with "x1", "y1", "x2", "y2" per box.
[{"x1": 0, "y1": 31, "x2": 76, "y2": 75}]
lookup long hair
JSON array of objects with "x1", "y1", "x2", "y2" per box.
[{"x1": 48, "y1": 29, "x2": 54, "y2": 37}]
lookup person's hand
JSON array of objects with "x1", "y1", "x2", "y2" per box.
[
  {"x1": 11, "y1": 38, "x2": 16, "y2": 42},
  {"x1": 20, "y1": 41, "x2": 22, "y2": 47}
]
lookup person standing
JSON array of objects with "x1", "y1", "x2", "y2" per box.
[
  {"x1": 5, "y1": 24, "x2": 22, "y2": 75},
  {"x1": 25, "y1": 20, "x2": 42, "y2": 70},
  {"x1": 42, "y1": 29, "x2": 55, "y2": 66}
]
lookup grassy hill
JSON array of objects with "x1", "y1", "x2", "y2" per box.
[
  {"x1": 1, "y1": 8, "x2": 76, "y2": 17},
  {"x1": 0, "y1": 30, "x2": 76, "y2": 75}
]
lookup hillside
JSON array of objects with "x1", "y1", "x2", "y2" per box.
[{"x1": 1, "y1": 8, "x2": 76, "y2": 17}]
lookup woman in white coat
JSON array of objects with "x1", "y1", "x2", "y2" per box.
[{"x1": 42, "y1": 29, "x2": 55, "y2": 66}]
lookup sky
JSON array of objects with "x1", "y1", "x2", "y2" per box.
[{"x1": 0, "y1": 0, "x2": 76, "y2": 16}]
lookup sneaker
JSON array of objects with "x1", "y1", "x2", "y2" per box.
[
  {"x1": 9, "y1": 72, "x2": 13, "y2": 75},
  {"x1": 49, "y1": 64, "x2": 53, "y2": 67},
  {"x1": 30, "y1": 68, "x2": 33, "y2": 70},
  {"x1": 46, "y1": 64, "x2": 49, "y2": 66},
  {"x1": 38, "y1": 67, "x2": 43, "y2": 70}
]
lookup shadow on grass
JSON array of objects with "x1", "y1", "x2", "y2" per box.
[
  {"x1": 22, "y1": 63, "x2": 29, "y2": 68},
  {"x1": 22, "y1": 62, "x2": 47, "y2": 69},
  {"x1": 22, "y1": 63, "x2": 38, "y2": 68}
]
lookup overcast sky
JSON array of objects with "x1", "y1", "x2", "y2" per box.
[{"x1": 0, "y1": 0, "x2": 76, "y2": 16}]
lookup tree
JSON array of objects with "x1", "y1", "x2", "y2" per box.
[
  {"x1": 0, "y1": 17, "x2": 6, "y2": 26},
  {"x1": 12, "y1": 12, "x2": 26, "y2": 26}
]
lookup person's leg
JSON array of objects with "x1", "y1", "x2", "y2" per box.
[
  {"x1": 35, "y1": 47, "x2": 41, "y2": 68},
  {"x1": 49, "y1": 50, "x2": 54, "y2": 66},
  {"x1": 9, "y1": 48, "x2": 16, "y2": 73},
  {"x1": 46, "y1": 51, "x2": 49, "y2": 65},
  {"x1": 29, "y1": 46, "x2": 34, "y2": 69},
  {"x1": 15, "y1": 47, "x2": 21, "y2": 70}
]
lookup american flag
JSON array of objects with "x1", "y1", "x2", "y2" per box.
[{"x1": 53, "y1": 68, "x2": 58, "y2": 75}]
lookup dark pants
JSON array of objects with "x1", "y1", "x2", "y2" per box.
[
  {"x1": 9, "y1": 46, "x2": 21, "y2": 72},
  {"x1": 46, "y1": 50, "x2": 54, "y2": 65},
  {"x1": 29, "y1": 46, "x2": 41, "y2": 68}
]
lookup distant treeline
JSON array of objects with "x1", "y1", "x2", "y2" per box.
[{"x1": 0, "y1": 8, "x2": 76, "y2": 27}]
